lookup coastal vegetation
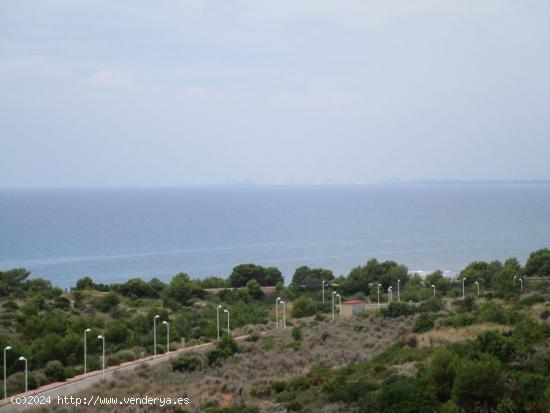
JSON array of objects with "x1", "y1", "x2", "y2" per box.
[{"x1": 1, "y1": 248, "x2": 550, "y2": 405}]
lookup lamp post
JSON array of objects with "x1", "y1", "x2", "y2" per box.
[
  {"x1": 153, "y1": 315, "x2": 160, "y2": 355},
  {"x1": 18, "y1": 357, "x2": 27, "y2": 393},
  {"x1": 276, "y1": 297, "x2": 281, "y2": 329},
  {"x1": 97, "y1": 335, "x2": 105, "y2": 379},
  {"x1": 397, "y1": 279, "x2": 401, "y2": 302},
  {"x1": 474, "y1": 281, "x2": 480, "y2": 296},
  {"x1": 387, "y1": 287, "x2": 392, "y2": 304},
  {"x1": 216, "y1": 305, "x2": 223, "y2": 339},
  {"x1": 377, "y1": 284, "x2": 382, "y2": 310},
  {"x1": 162, "y1": 321, "x2": 170, "y2": 352},
  {"x1": 332, "y1": 291, "x2": 336, "y2": 319},
  {"x1": 84, "y1": 328, "x2": 91, "y2": 374},
  {"x1": 462, "y1": 278, "x2": 466, "y2": 300},
  {"x1": 519, "y1": 278, "x2": 523, "y2": 296},
  {"x1": 224, "y1": 309, "x2": 230, "y2": 334},
  {"x1": 431, "y1": 284, "x2": 436, "y2": 297},
  {"x1": 4, "y1": 346, "x2": 11, "y2": 399},
  {"x1": 337, "y1": 294, "x2": 342, "y2": 316},
  {"x1": 280, "y1": 300, "x2": 286, "y2": 328},
  {"x1": 322, "y1": 280, "x2": 326, "y2": 303},
  {"x1": 513, "y1": 275, "x2": 517, "y2": 285}
]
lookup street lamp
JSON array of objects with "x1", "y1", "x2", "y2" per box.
[
  {"x1": 474, "y1": 281, "x2": 480, "y2": 296},
  {"x1": 377, "y1": 284, "x2": 382, "y2": 310},
  {"x1": 322, "y1": 280, "x2": 326, "y2": 303},
  {"x1": 18, "y1": 357, "x2": 27, "y2": 393},
  {"x1": 153, "y1": 315, "x2": 160, "y2": 355},
  {"x1": 462, "y1": 278, "x2": 466, "y2": 300},
  {"x1": 332, "y1": 291, "x2": 336, "y2": 319},
  {"x1": 224, "y1": 308, "x2": 230, "y2": 335},
  {"x1": 336, "y1": 293, "x2": 342, "y2": 316},
  {"x1": 431, "y1": 284, "x2": 436, "y2": 297},
  {"x1": 216, "y1": 305, "x2": 223, "y2": 339},
  {"x1": 519, "y1": 278, "x2": 523, "y2": 296},
  {"x1": 513, "y1": 275, "x2": 517, "y2": 285},
  {"x1": 84, "y1": 328, "x2": 91, "y2": 374},
  {"x1": 4, "y1": 345, "x2": 11, "y2": 399},
  {"x1": 162, "y1": 321, "x2": 170, "y2": 352},
  {"x1": 280, "y1": 300, "x2": 286, "y2": 328},
  {"x1": 276, "y1": 297, "x2": 281, "y2": 329},
  {"x1": 97, "y1": 335, "x2": 105, "y2": 379},
  {"x1": 397, "y1": 279, "x2": 401, "y2": 302},
  {"x1": 388, "y1": 286, "x2": 392, "y2": 304}
]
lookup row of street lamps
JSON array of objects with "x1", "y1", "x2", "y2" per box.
[
  {"x1": 3, "y1": 347, "x2": 27, "y2": 399},
  {"x1": 216, "y1": 305, "x2": 230, "y2": 339},
  {"x1": 275, "y1": 298, "x2": 286, "y2": 328},
  {"x1": 3, "y1": 315, "x2": 172, "y2": 399}
]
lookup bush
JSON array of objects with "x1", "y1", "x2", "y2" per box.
[
  {"x1": 272, "y1": 380, "x2": 288, "y2": 393},
  {"x1": 519, "y1": 294, "x2": 546, "y2": 306},
  {"x1": 474, "y1": 330, "x2": 526, "y2": 362},
  {"x1": 540, "y1": 309, "x2": 550, "y2": 320},
  {"x1": 453, "y1": 296, "x2": 477, "y2": 313},
  {"x1": 52, "y1": 296, "x2": 71, "y2": 310},
  {"x1": 479, "y1": 302, "x2": 519, "y2": 324},
  {"x1": 428, "y1": 347, "x2": 458, "y2": 402},
  {"x1": 380, "y1": 302, "x2": 416, "y2": 318},
  {"x1": 376, "y1": 378, "x2": 439, "y2": 413},
  {"x1": 419, "y1": 297, "x2": 443, "y2": 313},
  {"x1": 97, "y1": 292, "x2": 120, "y2": 312},
  {"x1": 44, "y1": 360, "x2": 66, "y2": 382},
  {"x1": 413, "y1": 313, "x2": 435, "y2": 333},
  {"x1": 290, "y1": 296, "x2": 316, "y2": 318},
  {"x1": 452, "y1": 355, "x2": 505, "y2": 411},
  {"x1": 292, "y1": 326, "x2": 302, "y2": 341},
  {"x1": 440, "y1": 313, "x2": 477, "y2": 328},
  {"x1": 172, "y1": 354, "x2": 204, "y2": 372},
  {"x1": 206, "y1": 335, "x2": 239, "y2": 366}
]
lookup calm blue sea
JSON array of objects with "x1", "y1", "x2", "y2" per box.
[{"x1": 0, "y1": 184, "x2": 549, "y2": 288}]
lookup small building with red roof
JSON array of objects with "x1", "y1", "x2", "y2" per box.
[{"x1": 341, "y1": 299, "x2": 367, "y2": 317}]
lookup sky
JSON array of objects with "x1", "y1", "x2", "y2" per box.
[{"x1": 0, "y1": 0, "x2": 549, "y2": 187}]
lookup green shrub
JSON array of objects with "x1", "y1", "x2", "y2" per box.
[
  {"x1": 290, "y1": 296, "x2": 316, "y2": 318},
  {"x1": 97, "y1": 292, "x2": 120, "y2": 312},
  {"x1": 380, "y1": 302, "x2": 416, "y2": 318},
  {"x1": 419, "y1": 297, "x2": 443, "y2": 313},
  {"x1": 440, "y1": 313, "x2": 477, "y2": 327},
  {"x1": 246, "y1": 332, "x2": 260, "y2": 342},
  {"x1": 206, "y1": 335, "x2": 240, "y2": 365},
  {"x1": 478, "y1": 302, "x2": 519, "y2": 324},
  {"x1": 292, "y1": 326, "x2": 302, "y2": 341},
  {"x1": 314, "y1": 313, "x2": 326, "y2": 322},
  {"x1": 286, "y1": 342, "x2": 301, "y2": 351},
  {"x1": 540, "y1": 309, "x2": 550, "y2": 320},
  {"x1": 452, "y1": 355, "x2": 505, "y2": 411},
  {"x1": 428, "y1": 348, "x2": 458, "y2": 402},
  {"x1": 413, "y1": 313, "x2": 435, "y2": 333},
  {"x1": 172, "y1": 354, "x2": 204, "y2": 372},
  {"x1": 453, "y1": 296, "x2": 477, "y2": 313},
  {"x1": 474, "y1": 330, "x2": 526, "y2": 362},
  {"x1": 519, "y1": 294, "x2": 546, "y2": 306},
  {"x1": 44, "y1": 360, "x2": 66, "y2": 382},
  {"x1": 376, "y1": 378, "x2": 439, "y2": 413},
  {"x1": 262, "y1": 336, "x2": 274, "y2": 351},
  {"x1": 272, "y1": 380, "x2": 288, "y2": 393}
]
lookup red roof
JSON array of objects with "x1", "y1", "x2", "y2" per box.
[{"x1": 342, "y1": 300, "x2": 366, "y2": 305}]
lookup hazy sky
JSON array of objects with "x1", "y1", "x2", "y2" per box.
[{"x1": 1, "y1": 1, "x2": 549, "y2": 187}]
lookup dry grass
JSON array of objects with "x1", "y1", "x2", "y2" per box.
[
  {"x1": 33, "y1": 315, "x2": 412, "y2": 412},
  {"x1": 415, "y1": 322, "x2": 511, "y2": 348}
]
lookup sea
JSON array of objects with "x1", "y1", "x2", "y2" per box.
[{"x1": 0, "y1": 184, "x2": 549, "y2": 288}]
